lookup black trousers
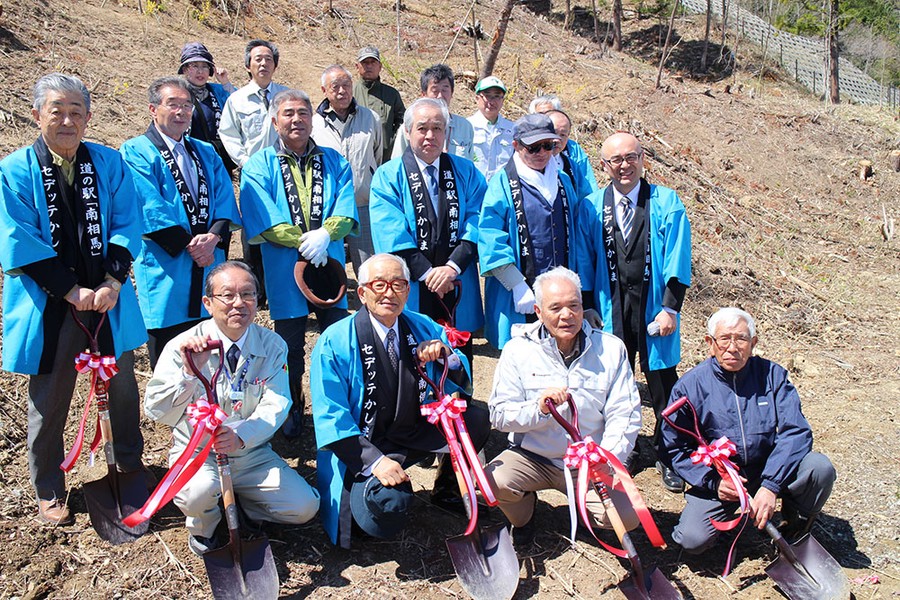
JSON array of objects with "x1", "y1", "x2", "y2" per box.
[{"x1": 147, "y1": 319, "x2": 204, "y2": 370}]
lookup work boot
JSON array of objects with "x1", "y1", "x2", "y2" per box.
[
  {"x1": 38, "y1": 498, "x2": 73, "y2": 525},
  {"x1": 779, "y1": 506, "x2": 818, "y2": 543},
  {"x1": 430, "y1": 455, "x2": 465, "y2": 515},
  {"x1": 188, "y1": 533, "x2": 220, "y2": 556}
]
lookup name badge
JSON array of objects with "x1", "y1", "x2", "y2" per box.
[{"x1": 230, "y1": 390, "x2": 245, "y2": 403}]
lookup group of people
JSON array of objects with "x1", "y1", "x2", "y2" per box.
[{"x1": 0, "y1": 36, "x2": 835, "y2": 574}]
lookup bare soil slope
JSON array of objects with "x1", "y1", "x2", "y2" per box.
[{"x1": 0, "y1": 0, "x2": 898, "y2": 598}]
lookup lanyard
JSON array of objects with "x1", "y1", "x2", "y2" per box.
[{"x1": 224, "y1": 356, "x2": 251, "y2": 392}]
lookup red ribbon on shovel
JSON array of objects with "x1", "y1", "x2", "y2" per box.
[
  {"x1": 123, "y1": 341, "x2": 226, "y2": 528},
  {"x1": 662, "y1": 396, "x2": 751, "y2": 576},
  {"x1": 60, "y1": 310, "x2": 117, "y2": 472},
  {"x1": 416, "y1": 350, "x2": 496, "y2": 536},
  {"x1": 436, "y1": 280, "x2": 471, "y2": 349}
]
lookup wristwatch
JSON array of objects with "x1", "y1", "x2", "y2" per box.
[{"x1": 104, "y1": 276, "x2": 122, "y2": 292}]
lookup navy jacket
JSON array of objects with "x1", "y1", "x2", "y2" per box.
[{"x1": 661, "y1": 356, "x2": 813, "y2": 496}]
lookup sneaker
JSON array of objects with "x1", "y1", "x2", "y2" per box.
[
  {"x1": 656, "y1": 461, "x2": 685, "y2": 493},
  {"x1": 188, "y1": 534, "x2": 219, "y2": 556}
]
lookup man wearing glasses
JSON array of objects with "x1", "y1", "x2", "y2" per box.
[
  {"x1": 310, "y1": 254, "x2": 488, "y2": 548},
  {"x1": 478, "y1": 113, "x2": 581, "y2": 350},
  {"x1": 577, "y1": 131, "x2": 692, "y2": 491},
  {"x1": 145, "y1": 261, "x2": 320, "y2": 555},
  {"x1": 660, "y1": 307, "x2": 835, "y2": 553},
  {"x1": 239, "y1": 89, "x2": 358, "y2": 439},
  {"x1": 122, "y1": 76, "x2": 241, "y2": 368},
  {"x1": 468, "y1": 76, "x2": 515, "y2": 182}
]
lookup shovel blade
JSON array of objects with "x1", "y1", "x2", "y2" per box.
[
  {"x1": 446, "y1": 523, "x2": 519, "y2": 600},
  {"x1": 765, "y1": 534, "x2": 850, "y2": 600},
  {"x1": 203, "y1": 536, "x2": 279, "y2": 600},
  {"x1": 619, "y1": 566, "x2": 684, "y2": 600},
  {"x1": 83, "y1": 471, "x2": 149, "y2": 545}
]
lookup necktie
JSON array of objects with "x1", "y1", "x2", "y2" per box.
[
  {"x1": 620, "y1": 198, "x2": 634, "y2": 245},
  {"x1": 385, "y1": 328, "x2": 399, "y2": 373},
  {"x1": 226, "y1": 344, "x2": 240, "y2": 373},
  {"x1": 425, "y1": 165, "x2": 439, "y2": 212},
  {"x1": 260, "y1": 88, "x2": 270, "y2": 110},
  {"x1": 174, "y1": 142, "x2": 198, "y2": 201}
]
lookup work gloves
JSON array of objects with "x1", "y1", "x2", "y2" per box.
[{"x1": 512, "y1": 281, "x2": 536, "y2": 315}]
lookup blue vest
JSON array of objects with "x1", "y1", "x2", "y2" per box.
[{"x1": 521, "y1": 180, "x2": 567, "y2": 274}]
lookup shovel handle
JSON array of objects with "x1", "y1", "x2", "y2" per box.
[
  {"x1": 185, "y1": 339, "x2": 225, "y2": 405},
  {"x1": 70, "y1": 307, "x2": 106, "y2": 354},
  {"x1": 545, "y1": 394, "x2": 580, "y2": 441}
]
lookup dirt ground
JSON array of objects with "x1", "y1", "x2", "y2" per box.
[{"x1": 0, "y1": 0, "x2": 898, "y2": 598}]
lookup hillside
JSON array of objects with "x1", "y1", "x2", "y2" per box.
[{"x1": 0, "y1": 0, "x2": 898, "y2": 598}]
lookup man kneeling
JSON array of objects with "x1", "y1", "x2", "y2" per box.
[
  {"x1": 661, "y1": 307, "x2": 836, "y2": 554},
  {"x1": 145, "y1": 261, "x2": 320, "y2": 554},
  {"x1": 485, "y1": 267, "x2": 642, "y2": 547}
]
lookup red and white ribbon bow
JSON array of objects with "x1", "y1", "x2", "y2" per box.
[
  {"x1": 437, "y1": 320, "x2": 471, "y2": 348},
  {"x1": 60, "y1": 353, "x2": 119, "y2": 472},
  {"x1": 691, "y1": 436, "x2": 738, "y2": 467},
  {"x1": 123, "y1": 398, "x2": 226, "y2": 527},
  {"x1": 420, "y1": 394, "x2": 467, "y2": 424}
]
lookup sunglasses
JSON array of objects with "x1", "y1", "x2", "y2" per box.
[{"x1": 523, "y1": 141, "x2": 557, "y2": 154}]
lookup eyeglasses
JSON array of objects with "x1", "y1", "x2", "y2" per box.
[
  {"x1": 184, "y1": 62, "x2": 210, "y2": 71},
  {"x1": 362, "y1": 279, "x2": 410, "y2": 294},
  {"x1": 603, "y1": 152, "x2": 643, "y2": 167},
  {"x1": 523, "y1": 141, "x2": 557, "y2": 154},
  {"x1": 713, "y1": 335, "x2": 752, "y2": 350},
  {"x1": 161, "y1": 102, "x2": 194, "y2": 112},
  {"x1": 211, "y1": 291, "x2": 258, "y2": 304}
]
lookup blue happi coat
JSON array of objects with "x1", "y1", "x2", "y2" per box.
[
  {"x1": 0, "y1": 142, "x2": 146, "y2": 374},
  {"x1": 368, "y1": 154, "x2": 485, "y2": 333},
  {"x1": 240, "y1": 145, "x2": 358, "y2": 320},
  {"x1": 310, "y1": 309, "x2": 470, "y2": 547},
  {"x1": 578, "y1": 183, "x2": 691, "y2": 370},
  {"x1": 565, "y1": 139, "x2": 600, "y2": 204},
  {"x1": 120, "y1": 133, "x2": 241, "y2": 329},
  {"x1": 477, "y1": 166, "x2": 580, "y2": 349}
]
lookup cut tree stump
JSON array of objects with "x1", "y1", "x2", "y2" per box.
[
  {"x1": 859, "y1": 160, "x2": 872, "y2": 180},
  {"x1": 890, "y1": 150, "x2": 900, "y2": 173}
]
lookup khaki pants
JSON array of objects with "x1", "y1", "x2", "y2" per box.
[{"x1": 485, "y1": 447, "x2": 640, "y2": 531}]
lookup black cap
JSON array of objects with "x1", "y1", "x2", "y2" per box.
[{"x1": 178, "y1": 42, "x2": 215, "y2": 76}]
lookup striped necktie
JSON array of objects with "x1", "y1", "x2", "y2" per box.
[{"x1": 620, "y1": 198, "x2": 634, "y2": 245}]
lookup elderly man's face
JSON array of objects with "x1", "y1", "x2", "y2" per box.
[
  {"x1": 535, "y1": 277, "x2": 583, "y2": 348},
  {"x1": 423, "y1": 78, "x2": 453, "y2": 107},
  {"x1": 247, "y1": 45, "x2": 276, "y2": 87},
  {"x1": 322, "y1": 71, "x2": 353, "y2": 115},
  {"x1": 408, "y1": 103, "x2": 446, "y2": 164},
  {"x1": 149, "y1": 85, "x2": 194, "y2": 141},
  {"x1": 601, "y1": 133, "x2": 644, "y2": 194},
  {"x1": 706, "y1": 319, "x2": 757, "y2": 372},
  {"x1": 273, "y1": 99, "x2": 313, "y2": 154},
  {"x1": 357, "y1": 257, "x2": 410, "y2": 327},
  {"x1": 201, "y1": 267, "x2": 259, "y2": 341},
  {"x1": 514, "y1": 137, "x2": 557, "y2": 172},
  {"x1": 356, "y1": 57, "x2": 382, "y2": 82},
  {"x1": 548, "y1": 114, "x2": 570, "y2": 156},
  {"x1": 32, "y1": 90, "x2": 91, "y2": 161},
  {"x1": 477, "y1": 88, "x2": 505, "y2": 123}
]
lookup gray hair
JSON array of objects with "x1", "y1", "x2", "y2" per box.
[
  {"x1": 33, "y1": 73, "x2": 91, "y2": 113},
  {"x1": 269, "y1": 89, "x2": 312, "y2": 117},
  {"x1": 205, "y1": 261, "x2": 260, "y2": 296},
  {"x1": 533, "y1": 267, "x2": 582, "y2": 307},
  {"x1": 321, "y1": 64, "x2": 352, "y2": 87},
  {"x1": 707, "y1": 307, "x2": 756, "y2": 338},
  {"x1": 148, "y1": 76, "x2": 191, "y2": 105},
  {"x1": 403, "y1": 97, "x2": 450, "y2": 133},
  {"x1": 358, "y1": 253, "x2": 411, "y2": 284},
  {"x1": 529, "y1": 94, "x2": 562, "y2": 114}
]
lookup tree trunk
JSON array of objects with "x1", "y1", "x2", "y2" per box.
[
  {"x1": 591, "y1": 0, "x2": 601, "y2": 46},
  {"x1": 826, "y1": 0, "x2": 840, "y2": 103},
  {"x1": 700, "y1": 0, "x2": 712, "y2": 71},
  {"x1": 481, "y1": 0, "x2": 516, "y2": 79},
  {"x1": 396, "y1": 0, "x2": 402, "y2": 56},
  {"x1": 564, "y1": 0, "x2": 573, "y2": 29},
  {"x1": 612, "y1": 0, "x2": 622, "y2": 51},
  {"x1": 656, "y1": 0, "x2": 681, "y2": 88}
]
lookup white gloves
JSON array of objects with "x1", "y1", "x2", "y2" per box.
[
  {"x1": 584, "y1": 308, "x2": 603, "y2": 330},
  {"x1": 299, "y1": 227, "x2": 331, "y2": 267},
  {"x1": 512, "y1": 281, "x2": 536, "y2": 315}
]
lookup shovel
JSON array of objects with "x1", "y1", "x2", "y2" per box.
[
  {"x1": 546, "y1": 396, "x2": 682, "y2": 600},
  {"x1": 186, "y1": 343, "x2": 279, "y2": 600},
  {"x1": 416, "y1": 350, "x2": 519, "y2": 600},
  {"x1": 71, "y1": 309, "x2": 149, "y2": 545},
  {"x1": 662, "y1": 397, "x2": 850, "y2": 600}
]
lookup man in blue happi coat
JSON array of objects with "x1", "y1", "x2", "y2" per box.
[
  {"x1": 477, "y1": 113, "x2": 582, "y2": 350},
  {"x1": 0, "y1": 74, "x2": 147, "y2": 524},
  {"x1": 369, "y1": 97, "x2": 485, "y2": 365},
  {"x1": 544, "y1": 110, "x2": 599, "y2": 206},
  {"x1": 239, "y1": 89, "x2": 358, "y2": 438},
  {"x1": 121, "y1": 76, "x2": 241, "y2": 368},
  {"x1": 310, "y1": 254, "x2": 489, "y2": 548},
  {"x1": 578, "y1": 132, "x2": 692, "y2": 491}
]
